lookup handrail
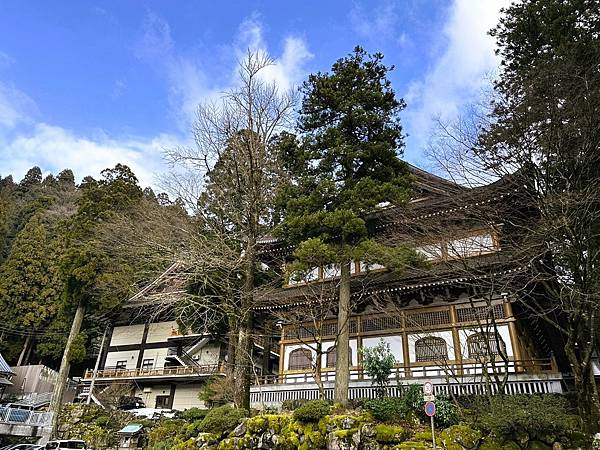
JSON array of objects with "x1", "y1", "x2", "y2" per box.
[
  {"x1": 83, "y1": 364, "x2": 223, "y2": 379},
  {"x1": 253, "y1": 358, "x2": 557, "y2": 385},
  {"x1": 0, "y1": 407, "x2": 53, "y2": 426}
]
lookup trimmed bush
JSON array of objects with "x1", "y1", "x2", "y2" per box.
[
  {"x1": 470, "y1": 395, "x2": 581, "y2": 444},
  {"x1": 180, "y1": 407, "x2": 209, "y2": 421},
  {"x1": 293, "y1": 400, "x2": 331, "y2": 423},
  {"x1": 363, "y1": 397, "x2": 406, "y2": 423},
  {"x1": 197, "y1": 405, "x2": 248, "y2": 434}
]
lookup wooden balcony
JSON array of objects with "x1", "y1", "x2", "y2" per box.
[
  {"x1": 255, "y1": 358, "x2": 559, "y2": 385},
  {"x1": 250, "y1": 360, "x2": 564, "y2": 408},
  {"x1": 83, "y1": 364, "x2": 223, "y2": 381}
]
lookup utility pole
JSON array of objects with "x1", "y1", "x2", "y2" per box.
[{"x1": 86, "y1": 326, "x2": 108, "y2": 405}]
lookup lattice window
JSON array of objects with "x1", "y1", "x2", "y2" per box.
[
  {"x1": 362, "y1": 316, "x2": 402, "y2": 332},
  {"x1": 405, "y1": 310, "x2": 451, "y2": 328},
  {"x1": 415, "y1": 336, "x2": 449, "y2": 362},
  {"x1": 447, "y1": 233, "x2": 496, "y2": 258},
  {"x1": 467, "y1": 332, "x2": 507, "y2": 359},
  {"x1": 288, "y1": 348, "x2": 313, "y2": 370},
  {"x1": 456, "y1": 304, "x2": 505, "y2": 323},
  {"x1": 322, "y1": 322, "x2": 338, "y2": 336},
  {"x1": 325, "y1": 346, "x2": 353, "y2": 368}
]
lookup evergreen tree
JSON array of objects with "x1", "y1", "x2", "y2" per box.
[
  {"x1": 0, "y1": 214, "x2": 62, "y2": 364},
  {"x1": 476, "y1": 0, "x2": 600, "y2": 429},
  {"x1": 277, "y1": 47, "x2": 419, "y2": 405}
]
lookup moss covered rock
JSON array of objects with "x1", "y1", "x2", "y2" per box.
[
  {"x1": 393, "y1": 441, "x2": 429, "y2": 450},
  {"x1": 439, "y1": 425, "x2": 482, "y2": 450},
  {"x1": 478, "y1": 438, "x2": 521, "y2": 450},
  {"x1": 528, "y1": 441, "x2": 552, "y2": 450},
  {"x1": 374, "y1": 424, "x2": 411, "y2": 443}
]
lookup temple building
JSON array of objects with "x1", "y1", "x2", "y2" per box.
[{"x1": 81, "y1": 165, "x2": 565, "y2": 411}]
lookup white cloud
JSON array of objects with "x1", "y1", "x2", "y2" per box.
[
  {"x1": 349, "y1": 0, "x2": 398, "y2": 41},
  {"x1": 0, "y1": 122, "x2": 181, "y2": 187},
  {"x1": 0, "y1": 13, "x2": 312, "y2": 188},
  {"x1": 136, "y1": 11, "x2": 312, "y2": 128},
  {"x1": 0, "y1": 81, "x2": 37, "y2": 129},
  {"x1": 402, "y1": 0, "x2": 507, "y2": 162}
]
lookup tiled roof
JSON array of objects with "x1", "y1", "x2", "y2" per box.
[{"x1": 0, "y1": 352, "x2": 14, "y2": 375}]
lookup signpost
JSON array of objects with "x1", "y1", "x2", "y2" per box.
[{"x1": 423, "y1": 383, "x2": 436, "y2": 450}]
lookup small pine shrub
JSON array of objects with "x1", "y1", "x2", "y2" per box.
[
  {"x1": 293, "y1": 400, "x2": 331, "y2": 423},
  {"x1": 94, "y1": 415, "x2": 111, "y2": 427},
  {"x1": 197, "y1": 405, "x2": 248, "y2": 434},
  {"x1": 363, "y1": 398, "x2": 406, "y2": 423},
  {"x1": 181, "y1": 407, "x2": 209, "y2": 421},
  {"x1": 470, "y1": 395, "x2": 580, "y2": 442}
]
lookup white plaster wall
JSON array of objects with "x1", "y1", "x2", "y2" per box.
[
  {"x1": 172, "y1": 384, "x2": 206, "y2": 410},
  {"x1": 135, "y1": 384, "x2": 172, "y2": 409},
  {"x1": 147, "y1": 321, "x2": 178, "y2": 343},
  {"x1": 110, "y1": 325, "x2": 146, "y2": 346},
  {"x1": 105, "y1": 350, "x2": 139, "y2": 369},
  {"x1": 140, "y1": 348, "x2": 170, "y2": 369},
  {"x1": 363, "y1": 335, "x2": 404, "y2": 364},
  {"x1": 192, "y1": 344, "x2": 221, "y2": 365},
  {"x1": 458, "y1": 325, "x2": 513, "y2": 358},
  {"x1": 407, "y1": 331, "x2": 455, "y2": 362}
]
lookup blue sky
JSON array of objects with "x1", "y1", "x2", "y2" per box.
[{"x1": 0, "y1": 0, "x2": 506, "y2": 188}]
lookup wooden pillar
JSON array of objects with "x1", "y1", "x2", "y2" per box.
[
  {"x1": 449, "y1": 305, "x2": 463, "y2": 375},
  {"x1": 356, "y1": 316, "x2": 363, "y2": 380},
  {"x1": 278, "y1": 327, "x2": 285, "y2": 378},
  {"x1": 401, "y1": 313, "x2": 411, "y2": 378},
  {"x1": 504, "y1": 300, "x2": 523, "y2": 371}
]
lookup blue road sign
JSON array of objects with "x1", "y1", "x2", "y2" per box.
[{"x1": 425, "y1": 401, "x2": 436, "y2": 417}]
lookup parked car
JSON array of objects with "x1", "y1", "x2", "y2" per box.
[{"x1": 45, "y1": 441, "x2": 87, "y2": 450}]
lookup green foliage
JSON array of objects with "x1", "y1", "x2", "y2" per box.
[
  {"x1": 363, "y1": 397, "x2": 406, "y2": 423},
  {"x1": 198, "y1": 377, "x2": 235, "y2": 406},
  {"x1": 360, "y1": 338, "x2": 395, "y2": 398},
  {"x1": 94, "y1": 416, "x2": 111, "y2": 427},
  {"x1": 197, "y1": 405, "x2": 248, "y2": 434},
  {"x1": 470, "y1": 395, "x2": 580, "y2": 443},
  {"x1": 277, "y1": 46, "x2": 415, "y2": 267},
  {"x1": 433, "y1": 397, "x2": 460, "y2": 428},
  {"x1": 292, "y1": 400, "x2": 331, "y2": 423},
  {"x1": 180, "y1": 407, "x2": 209, "y2": 421},
  {"x1": 281, "y1": 399, "x2": 307, "y2": 411}
]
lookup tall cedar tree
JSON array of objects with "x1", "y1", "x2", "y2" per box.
[
  {"x1": 50, "y1": 164, "x2": 144, "y2": 436},
  {"x1": 0, "y1": 214, "x2": 62, "y2": 364},
  {"x1": 277, "y1": 47, "x2": 417, "y2": 405},
  {"x1": 478, "y1": 0, "x2": 600, "y2": 429}
]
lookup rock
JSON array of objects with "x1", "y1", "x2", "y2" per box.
[
  {"x1": 439, "y1": 425, "x2": 482, "y2": 450},
  {"x1": 341, "y1": 417, "x2": 356, "y2": 430},
  {"x1": 374, "y1": 424, "x2": 410, "y2": 444},
  {"x1": 552, "y1": 443, "x2": 564, "y2": 450},
  {"x1": 514, "y1": 429, "x2": 530, "y2": 449},
  {"x1": 361, "y1": 424, "x2": 376, "y2": 438},
  {"x1": 231, "y1": 419, "x2": 247, "y2": 437},
  {"x1": 394, "y1": 441, "x2": 428, "y2": 450},
  {"x1": 593, "y1": 433, "x2": 600, "y2": 450}
]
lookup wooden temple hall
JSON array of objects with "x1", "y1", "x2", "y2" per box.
[
  {"x1": 79, "y1": 165, "x2": 566, "y2": 410},
  {"x1": 249, "y1": 165, "x2": 565, "y2": 408}
]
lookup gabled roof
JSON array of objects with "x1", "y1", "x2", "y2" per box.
[
  {"x1": 0, "y1": 352, "x2": 14, "y2": 375},
  {"x1": 124, "y1": 262, "x2": 188, "y2": 309}
]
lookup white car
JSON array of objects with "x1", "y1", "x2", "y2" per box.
[{"x1": 44, "y1": 441, "x2": 87, "y2": 450}]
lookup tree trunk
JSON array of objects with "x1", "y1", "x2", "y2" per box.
[
  {"x1": 566, "y1": 344, "x2": 600, "y2": 433},
  {"x1": 17, "y1": 335, "x2": 32, "y2": 366},
  {"x1": 334, "y1": 260, "x2": 351, "y2": 406},
  {"x1": 227, "y1": 315, "x2": 238, "y2": 377},
  {"x1": 50, "y1": 303, "x2": 85, "y2": 438},
  {"x1": 233, "y1": 243, "x2": 255, "y2": 411}
]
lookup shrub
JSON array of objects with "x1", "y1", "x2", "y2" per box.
[
  {"x1": 361, "y1": 339, "x2": 396, "y2": 398},
  {"x1": 363, "y1": 397, "x2": 406, "y2": 423},
  {"x1": 197, "y1": 405, "x2": 249, "y2": 434},
  {"x1": 432, "y1": 397, "x2": 459, "y2": 428},
  {"x1": 470, "y1": 395, "x2": 580, "y2": 443},
  {"x1": 94, "y1": 415, "x2": 111, "y2": 427},
  {"x1": 281, "y1": 399, "x2": 307, "y2": 411},
  {"x1": 180, "y1": 407, "x2": 209, "y2": 421},
  {"x1": 293, "y1": 400, "x2": 331, "y2": 423}
]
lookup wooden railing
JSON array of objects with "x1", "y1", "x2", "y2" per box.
[
  {"x1": 249, "y1": 375, "x2": 564, "y2": 408},
  {"x1": 83, "y1": 364, "x2": 223, "y2": 380},
  {"x1": 254, "y1": 358, "x2": 557, "y2": 386}
]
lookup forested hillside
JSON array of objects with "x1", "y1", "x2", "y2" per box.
[{"x1": 0, "y1": 164, "x2": 186, "y2": 371}]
